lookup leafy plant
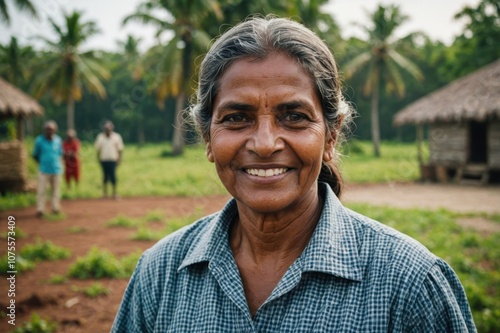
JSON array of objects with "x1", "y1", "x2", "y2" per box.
[
  {"x1": 46, "y1": 274, "x2": 67, "y2": 284},
  {"x1": 0, "y1": 255, "x2": 35, "y2": 275},
  {"x1": 66, "y1": 226, "x2": 87, "y2": 234},
  {"x1": 130, "y1": 227, "x2": 163, "y2": 241},
  {"x1": 144, "y1": 209, "x2": 165, "y2": 223},
  {"x1": 12, "y1": 313, "x2": 57, "y2": 333},
  {"x1": 120, "y1": 250, "x2": 142, "y2": 274},
  {"x1": 0, "y1": 227, "x2": 27, "y2": 239},
  {"x1": 106, "y1": 215, "x2": 140, "y2": 228},
  {"x1": 67, "y1": 247, "x2": 126, "y2": 279},
  {"x1": 72, "y1": 282, "x2": 110, "y2": 298},
  {"x1": 21, "y1": 239, "x2": 71, "y2": 261}
]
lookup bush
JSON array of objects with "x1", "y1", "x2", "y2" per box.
[
  {"x1": 0, "y1": 255, "x2": 35, "y2": 275},
  {"x1": 105, "y1": 215, "x2": 140, "y2": 228},
  {"x1": 72, "y1": 282, "x2": 110, "y2": 298},
  {"x1": 11, "y1": 313, "x2": 57, "y2": 333},
  {"x1": 67, "y1": 246, "x2": 139, "y2": 279},
  {"x1": 21, "y1": 239, "x2": 71, "y2": 261},
  {"x1": 67, "y1": 247, "x2": 126, "y2": 279}
]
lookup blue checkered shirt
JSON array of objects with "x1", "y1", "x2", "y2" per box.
[{"x1": 111, "y1": 183, "x2": 476, "y2": 332}]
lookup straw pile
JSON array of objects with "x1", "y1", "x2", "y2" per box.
[{"x1": 0, "y1": 141, "x2": 27, "y2": 181}]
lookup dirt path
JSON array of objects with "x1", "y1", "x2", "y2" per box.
[
  {"x1": 343, "y1": 182, "x2": 500, "y2": 214},
  {"x1": 1, "y1": 183, "x2": 499, "y2": 332}
]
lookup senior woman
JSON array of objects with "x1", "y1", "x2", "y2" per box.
[{"x1": 112, "y1": 17, "x2": 476, "y2": 332}]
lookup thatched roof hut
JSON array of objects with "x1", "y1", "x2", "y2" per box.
[
  {"x1": 0, "y1": 77, "x2": 44, "y2": 193},
  {"x1": 393, "y1": 59, "x2": 500, "y2": 185},
  {"x1": 394, "y1": 59, "x2": 500, "y2": 126},
  {"x1": 0, "y1": 77, "x2": 44, "y2": 118}
]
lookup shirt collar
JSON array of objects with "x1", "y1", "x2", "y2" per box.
[{"x1": 178, "y1": 183, "x2": 362, "y2": 282}]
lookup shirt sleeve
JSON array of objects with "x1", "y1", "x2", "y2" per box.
[
  {"x1": 111, "y1": 255, "x2": 149, "y2": 333},
  {"x1": 404, "y1": 259, "x2": 477, "y2": 332}
]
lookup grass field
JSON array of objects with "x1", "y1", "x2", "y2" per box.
[{"x1": 1, "y1": 139, "x2": 420, "y2": 210}]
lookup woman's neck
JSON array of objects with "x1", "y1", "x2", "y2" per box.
[{"x1": 230, "y1": 190, "x2": 323, "y2": 263}]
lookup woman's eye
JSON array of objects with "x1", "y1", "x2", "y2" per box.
[
  {"x1": 283, "y1": 113, "x2": 307, "y2": 123},
  {"x1": 223, "y1": 114, "x2": 249, "y2": 123}
]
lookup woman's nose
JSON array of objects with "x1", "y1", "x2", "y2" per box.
[{"x1": 246, "y1": 115, "x2": 285, "y2": 158}]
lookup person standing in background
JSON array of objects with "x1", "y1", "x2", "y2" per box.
[
  {"x1": 95, "y1": 121, "x2": 124, "y2": 199},
  {"x1": 33, "y1": 120, "x2": 63, "y2": 217},
  {"x1": 62, "y1": 129, "x2": 81, "y2": 188}
]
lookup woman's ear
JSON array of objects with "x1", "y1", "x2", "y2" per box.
[
  {"x1": 323, "y1": 116, "x2": 343, "y2": 162},
  {"x1": 206, "y1": 142, "x2": 214, "y2": 163}
]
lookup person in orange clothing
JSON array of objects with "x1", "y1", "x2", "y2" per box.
[{"x1": 62, "y1": 129, "x2": 81, "y2": 187}]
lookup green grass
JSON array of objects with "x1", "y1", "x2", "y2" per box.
[
  {"x1": 46, "y1": 274, "x2": 68, "y2": 285},
  {"x1": 340, "y1": 140, "x2": 420, "y2": 183},
  {"x1": 105, "y1": 215, "x2": 141, "y2": 228},
  {"x1": 66, "y1": 226, "x2": 88, "y2": 234},
  {"x1": 67, "y1": 246, "x2": 141, "y2": 279},
  {"x1": 21, "y1": 239, "x2": 71, "y2": 262},
  {"x1": 1, "y1": 140, "x2": 421, "y2": 211},
  {"x1": 72, "y1": 282, "x2": 110, "y2": 298},
  {"x1": 11, "y1": 313, "x2": 57, "y2": 333}
]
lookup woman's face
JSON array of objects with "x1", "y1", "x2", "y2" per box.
[{"x1": 208, "y1": 53, "x2": 334, "y2": 214}]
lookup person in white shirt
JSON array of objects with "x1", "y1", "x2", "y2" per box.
[{"x1": 95, "y1": 121, "x2": 124, "y2": 199}]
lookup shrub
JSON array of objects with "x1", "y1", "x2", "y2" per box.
[
  {"x1": 21, "y1": 239, "x2": 71, "y2": 261},
  {"x1": 0, "y1": 255, "x2": 35, "y2": 275},
  {"x1": 130, "y1": 227, "x2": 164, "y2": 241},
  {"x1": 144, "y1": 209, "x2": 165, "y2": 223},
  {"x1": 67, "y1": 247, "x2": 126, "y2": 279},
  {"x1": 105, "y1": 215, "x2": 140, "y2": 228},
  {"x1": 72, "y1": 282, "x2": 110, "y2": 298},
  {"x1": 46, "y1": 274, "x2": 67, "y2": 285},
  {"x1": 12, "y1": 313, "x2": 57, "y2": 333}
]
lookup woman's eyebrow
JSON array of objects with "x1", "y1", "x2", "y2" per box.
[{"x1": 217, "y1": 101, "x2": 255, "y2": 112}]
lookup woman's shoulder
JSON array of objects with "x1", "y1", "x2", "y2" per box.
[
  {"x1": 139, "y1": 211, "x2": 222, "y2": 271},
  {"x1": 344, "y1": 207, "x2": 438, "y2": 274}
]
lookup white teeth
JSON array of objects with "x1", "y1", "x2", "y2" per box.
[{"x1": 246, "y1": 168, "x2": 288, "y2": 177}]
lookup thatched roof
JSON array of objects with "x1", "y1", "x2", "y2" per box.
[
  {"x1": 0, "y1": 76, "x2": 44, "y2": 118},
  {"x1": 394, "y1": 58, "x2": 500, "y2": 126}
]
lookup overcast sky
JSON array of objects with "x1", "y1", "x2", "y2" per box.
[{"x1": 0, "y1": 0, "x2": 481, "y2": 52}]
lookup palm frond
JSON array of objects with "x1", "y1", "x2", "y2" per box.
[
  {"x1": 343, "y1": 52, "x2": 372, "y2": 78},
  {"x1": 388, "y1": 49, "x2": 424, "y2": 82}
]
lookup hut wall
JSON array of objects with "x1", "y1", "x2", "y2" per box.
[
  {"x1": 0, "y1": 141, "x2": 27, "y2": 181},
  {"x1": 489, "y1": 120, "x2": 500, "y2": 169},
  {"x1": 429, "y1": 123, "x2": 467, "y2": 165}
]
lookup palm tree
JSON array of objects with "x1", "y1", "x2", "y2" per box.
[
  {"x1": 32, "y1": 10, "x2": 110, "y2": 130},
  {"x1": 344, "y1": 5, "x2": 423, "y2": 157},
  {"x1": 0, "y1": 36, "x2": 34, "y2": 86},
  {"x1": 124, "y1": 0, "x2": 221, "y2": 155},
  {"x1": 0, "y1": 0, "x2": 37, "y2": 24}
]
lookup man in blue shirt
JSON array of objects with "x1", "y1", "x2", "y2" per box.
[{"x1": 33, "y1": 120, "x2": 63, "y2": 217}]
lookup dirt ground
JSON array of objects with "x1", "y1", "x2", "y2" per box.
[{"x1": 1, "y1": 182, "x2": 499, "y2": 332}]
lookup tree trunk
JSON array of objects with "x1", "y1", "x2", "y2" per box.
[
  {"x1": 370, "y1": 78, "x2": 381, "y2": 157},
  {"x1": 171, "y1": 33, "x2": 193, "y2": 156},
  {"x1": 67, "y1": 94, "x2": 75, "y2": 130},
  {"x1": 172, "y1": 92, "x2": 185, "y2": 156}
]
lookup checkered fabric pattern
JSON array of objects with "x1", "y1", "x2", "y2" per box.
[{"x1": 111, "y1": 183, "x2": 476, "y2": 332}]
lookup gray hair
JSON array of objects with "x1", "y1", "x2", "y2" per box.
[
  {"x1": 44, "y1": 120, "x2": 58, "y2": 130},
  {"x1": 190, "y1": 16, "x2": 352, "y2": 196}
]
